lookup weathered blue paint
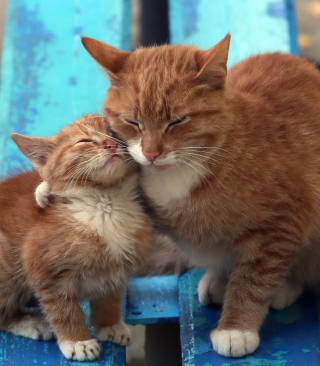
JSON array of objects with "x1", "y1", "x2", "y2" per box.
[
  {"x1": 0, "y1": 0, "x2": 131, "y2": 175},
  {"x1": 126, "y1": 275, "x2": 179, "y2": 325},
  {"x1": 179, "y1": 270, "x2": 320, "y2": 366},
  {"x1": 168, "y1": 0, "x2": 300, "y2": 67},
  {"x1": 0, "y1": 303, "x2": 125, "y2": 366}
]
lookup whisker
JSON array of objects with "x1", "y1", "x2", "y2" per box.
[{"x1": 181, "y1": 155, "x2": 224, "y2": 187}]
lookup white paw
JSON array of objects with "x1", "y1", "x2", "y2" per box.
[
  {"x1": 59, "y1": 339, "x2": 101, "y2": 361},
  {"x1": 198, "y1": 270, "x2": 227, "y2": 306},
  {"x1": 8, "y1": 314, "x2": 54, "y2": 341},
  {"x1": 211, "y1": 329, "x2": 259, "y2": 357},
  {"x1": 271, "y1": 282, "x2": 303, "y2": 310},
  {"x1": 35, "y1": 181, "x2": 51, "y2": 208},
  {"x1": 96, "y1": 321, "x2": 131, "y2": 346}
]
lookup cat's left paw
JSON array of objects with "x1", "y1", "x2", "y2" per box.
[
  {"x1": 198, "y1": 270, "x2": 227, "y2": 306},
  {"x1": 210, "y1": 329, "x2": 259, "y2": 357},
  {"x1": 96, "y1": 321, "x2": 131, "y2": 346},
  {"x1": 271, "y1": 281, "x2": 303, "y2": 310},
  {"x1": 35, "y1": 181, "x2": 51, "y2": 208}
]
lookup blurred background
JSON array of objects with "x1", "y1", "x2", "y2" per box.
[
  {"x1": 0, "y1": 0, "x2": 318, "y2": 365},
  {"x1": 0, "y1": 0, "x2": 319, "y2": 62}
]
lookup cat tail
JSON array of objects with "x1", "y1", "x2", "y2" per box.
[{"x1": 135, "y1": 234, "x2": 193, "y2": 276}]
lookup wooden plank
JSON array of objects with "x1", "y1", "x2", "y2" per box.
[
  {"x1": 179, "y1": 270, "x2": 320, "y2": 366},
  {"x1": 126, "y1": 275, "x2": 179, "y2": 325},
  {"x1": 0, "y1": 0, "x2": 131, "y2": 175},
  {"x1": 168, "y1": 0, "x2": 299, "y2": 67},
  {"x1": 0, "y1": 303, "x2": 125, "y2": 366}
]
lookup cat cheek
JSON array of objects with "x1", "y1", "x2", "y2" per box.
[{"x1": 127, "y1": 140, "x2": 150, "y2": 166}]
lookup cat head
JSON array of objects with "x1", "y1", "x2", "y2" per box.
[
  {"x1": 82, "y1": 35, "x2": 232, "y2": 169},
  {"x1": 11, "y1": 115, "x2": 135, "y2": 191}
]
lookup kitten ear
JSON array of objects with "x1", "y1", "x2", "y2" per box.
[
  {"x1": 11, "y1": 133, "x2": 56, "y2": 171},
  {"x1": 196, "y1": 33, "x2": 231, "y2": 89},
  {"x1": 81, "y1": 37, "x2": 131, "y2": 85}
]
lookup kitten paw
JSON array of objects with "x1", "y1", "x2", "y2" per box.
[
  {"x1": 210, "y1": 329, "x2": 259, "y2": 357},
  {"x1": 271, "y1": 282, "x2": 303, "y2": 310},
  {"x1": 198, "y1": 270, "x2": 227, "y2": 306},
  {"x1": 59, "y1": 339, "x2": 101, "y2": 361},
  {"x1": 35, "y1": 181, "x2": 51, "y2": 208},
  {"x1": 8, "y1": 313, "x2": 54, "y2": 341},
  {"x1": 96, "y1": 321, "x2": 131, "y2": 346}
]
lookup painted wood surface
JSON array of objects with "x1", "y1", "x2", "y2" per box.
[
  {"x1": 0, "y1": 0, "x2": 131, "y2": 176},
  {"x1": 179, "y1": 270, "x2": 320, "y2": 366},
  {"x1": 168, "y1": 0, "x2": 299, "y2": 66},
  {"x1": 0, "y1": 303, "x2": 125, "y2": 366},
  {"x1": 126, "y1": 275, "x2": 179, "y2": 325},
  {"x1": 0, "y1": 0, "x2": 131, "y2": 364}
]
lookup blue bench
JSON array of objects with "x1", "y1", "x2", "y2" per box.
[{"x1": 1, "y1": 0, "x2": 317, "y2": 365}]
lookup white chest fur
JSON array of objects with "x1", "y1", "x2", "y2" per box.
[
  {"x1": 63, "y1": 176, "x2": 144, "y2": 259},
  {"x1": 141, "y1": 163, "x2": 205, "y2": 208}
]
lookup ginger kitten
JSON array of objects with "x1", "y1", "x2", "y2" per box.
[
  {"x1": 79, "y1": 35, "x2": 320, "y2": 358},
  {"x1": 0, "y1": 115, "x2": 153, "y2": 361}
]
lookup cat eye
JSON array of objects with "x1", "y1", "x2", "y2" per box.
[
  {"x1": 125, "y1": 119, "x2": 140, "y2": 127},
  {"x1": 76, "y1": 139, "x2": 96, "y2": 144},
  {"x1": 168, "y1": 116, "x2": 187, "y2": 128}
]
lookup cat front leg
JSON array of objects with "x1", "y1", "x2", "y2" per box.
[
  {"x1": 38, "y1": 288, "x2": 100, "y2": 361},
  {"x1": 211, "y1": 231, "x2": 299, "y2": 357},
  {"x1": 90, "y1": 289, "x2": 131, "y2": 346}
]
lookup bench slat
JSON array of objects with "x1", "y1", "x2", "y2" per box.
[
  {"x1": 0, "y1": 303, "x2": 125, "y2": 366},
  {"x1": 168, "y1": 0, "x2": 299, "y2": 66},
  {"x1": 0, "y1": 0, "x2": 131, "y2": 175},
  {"x1": 179, "y1": 270, "x2": 320, "y2": 366},
  {"x1": 126, "y1": 275, "x2": 179, "y2": 325}
]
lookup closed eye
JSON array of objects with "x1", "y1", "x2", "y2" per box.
[
  {"x1": 168, "y1": 116, "x2": 187, "y2": 127},
  {"x1": 76, "y1": 139, "x2": 96, "y2": 144},
  {"x1": 125, "y1": 119, "x2": 139, "y2": 127}
]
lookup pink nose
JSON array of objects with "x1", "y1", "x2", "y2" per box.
[
  {"x1": 104, "y1": 140, "x2": 118, "y2": 153},
  {"x1": 143, "y1": 151, "x2": 160, "y2": 162}
]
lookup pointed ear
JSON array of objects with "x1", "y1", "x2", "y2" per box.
[
  {"x1": 11, "y1": 133, "x2": 56, "y2": 171},
  {"x1": 196, "y1": 34, "x2": 231, "y2": 89},
  {"x1": 81, "y1": 37, "x2": 131, "y2": 85}
]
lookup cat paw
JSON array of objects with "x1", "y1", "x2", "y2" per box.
[
  {"x1": 8, "y1": 314, "x2": 54, "y2": 341},
  {"x1": 271, "y1": 282, "x2": 303, "y2": 310},
  {"x1": 210, "y1": 329, "x2": 259, "y2": 357},
  {"x1": 35, "y1": 181, "x2": 51, "y2": 208},
  {"x1": 96, "y1": 321, "x2": 131, "y2": 346},
  {"x1": 59, "y1": 339, "x2": 101, "y2": 361},
  {"x1": 198, "y1": 270, "x2": 227, "y2": 306}
]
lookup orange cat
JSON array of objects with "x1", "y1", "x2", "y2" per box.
[
  {"x1": 0, "y1": 115, "x2": 153, "y2": 361},
  {"x1": 78, "y1": 35, "x2": 320, "y2": 357}
]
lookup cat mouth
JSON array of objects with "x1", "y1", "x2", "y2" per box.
[
  {"x1": 97, "y1": 154, "x2": 123, "y2": 169},
  {"x1": 108, "y1": 154, "x2": 122, "y2": 162},
  {"x1": 107, "y1": 154, "x2": 122, "y2": 164}
]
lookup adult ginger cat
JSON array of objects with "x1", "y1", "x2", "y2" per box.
[
  {"x1": 79, "y1": 34, "x2": 320, "y2": 357},
  {"x1": 0, "y1": 115, "x2": 153, "y2": 361}
]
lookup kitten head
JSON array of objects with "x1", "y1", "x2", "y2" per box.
[
  {"x1": 82, "y1": 35, "x2": 231, "y2": 169},
  {"x1": 11, "y1": 115, "x2": 135, "y2": 191}
]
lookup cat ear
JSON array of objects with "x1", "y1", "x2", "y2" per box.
[
  {"x1": 11, "y1": 133, "x2": 56, "y2": 170},
  {"x1": 196, "y1": 33, "x2": 231, "y2": 89},
  {"x1": 81, "y1": 37, "x2": 131, "y2": 85}
]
